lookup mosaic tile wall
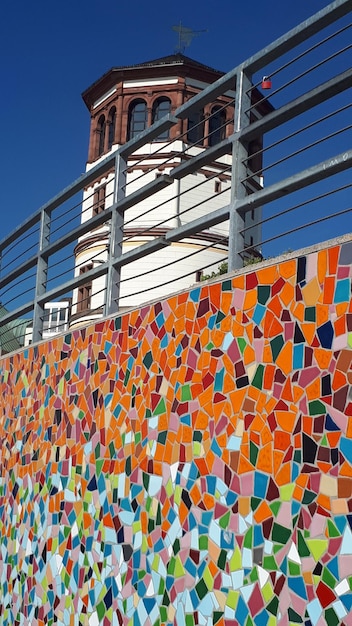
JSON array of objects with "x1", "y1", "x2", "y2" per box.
[{"x1": 0, "y1": 240, "x2": 352, "y2": 626}]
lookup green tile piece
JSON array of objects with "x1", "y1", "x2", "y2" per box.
[
  {"x1": 143, "y1": 351, "x2": 153, "y2": 369},
  {"x1": 305, "y1": 307, "x2": 316, "y2": 322},
  {"x1": 219, "y1": 511, "x2": 230, "y2": 529},
  {"x1": 217, "y1": 550, "x2": 227, "y2": 570},
  {"x1": 252, "y1": 364, "x2": 264, "y2": 390},
  {"x1": 222, "y1": 279, "x2": 232, "y2": 291},
  {"x1": 249, "y1": 568, "x2": 258, "y2": 582},
  {"x1": 174, "y1": 555, "x2": 185, "y2": 578},
  {"x1": 308, "y1": 400, "x2": 326, "y2": 415},
  {"x1": 195, "y1": 578, "x2": 208, "y2": 600},
  {"x1": 250, "y1": 441, "x2": 258, "y2": 465},
  {"x1": 154, "y1": 397, "x2": 166, "y2": 415},
  {"x1": 244, "y1": 527, "x2": 253, "y2": 549},
  {"x1": 280, "y1": 483, "x2": 295, "y2": 502},
  {"x1": 270, "y1": 335, "x2": 284, "y2": 361},
  {"x1": 245, "y1": 617, "x2": 254, "y2": 626},
  {"x1": 258, "y1": 285, "x2": 270, "y2": 305},
  {"x1": 186, "y1": 615, "x2": 194, "y2": 626},
  {"x1": 306, "y1": 539, "x2": 328, "y2": 561},
  {"x1": 321, "y1": 434, "x2": 328, "y2": 446},
  {"x1": 288, "y1": 607, "x2": 303, "y2": 623},
  {"x1": 251, "y1": 497, "x2": 261, "y2": 511},
  {"x1": 199, "y1": 536, "x2": 208, "y2": 550},
  {"x1": 322, "y1": 567, "x2": 336, "y2": 588},
  {"x1": 238, "y1": 337, "x2": 246, "y2": 354},
  {"x1": 297, "y1": 532, "x2": 310, "y2": 557},
  {"x1": 289, "y1": 561, "x2": 300, "y2": 576},
  {"x1": 271, "y1": 523, "x2": 291, "y2": 544},
  {"x1": 215, "y1": 311, "x2": 226, "y2": 324},
  {"x1": 270, "y1": 502, "x2": 281, "y2": 516},
  {"x1": 324, "y1": 608, "x2": 339, "y2": 626},
  {"x1": 267, "y1": 596, "x2": 279, "y2": 616},
  {"x1": 327, "y1": 520, "x2": 340, "y2": 538},
  {"x1": 302, "y1": 489, "x2": 317, "y2": 504},
  {"x1": 229, "y1": 546, "x2": 242, "y2": 571},
  {"x1": 213, "y1": 612, "x2": 224, "y2": 624},
  {"x1": 181, "y1": 385, "x2": 192, "y2": 401},
  {"x1": 262, "y1": 581, "x2": 273, "y2": 602},
  {"x1": 263, "y1": 555, "x2": 278, "y2": 570}
]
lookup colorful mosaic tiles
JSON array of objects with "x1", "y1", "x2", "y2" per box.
[{"x1": 0, "y1": 240, "x2": 352, "y2": 626}]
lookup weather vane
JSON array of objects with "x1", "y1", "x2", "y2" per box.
[{"x1": 172, "y1": 23, "x2": 207, "y2": 53}]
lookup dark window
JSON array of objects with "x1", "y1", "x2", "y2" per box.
[
  {"x1": 127, "y1": 99, "x2": 147, "y2": 140},
  {"x1": 209, "y1": 106, "x2": 226, "y2": 146},
  {"x1": 93, "y1": 186, "x2": 106, "y2": 216},
  {"x1": 108, "y1": 107, "x2": 116, "y2": 150},
  {"x1": 77, "y1": 265, "x2": 93, "y2": 313},
  {"x1": 97, "y1": 115, "x2": 106, "y2": 156},
  {"x1": 152, "y1": 97, "x2": 171, "y2": 140},
  {"x1": 187, "y1": 109, "x2": 205, "y2": 145}
]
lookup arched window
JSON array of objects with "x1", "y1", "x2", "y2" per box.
[
  {"x1": 187, "y1": 108, "x2": 205, "y2": 146},
  {"x1": 209, "y1": 106, "x2": 226, "y2": 146},
  {"x1": 152, "y1": 97, "x2": 171, "y2": 141},
  {"x1": 127, "y1": 99, "x2": 147, "y2": 140},
  {"x1": 108, "y1": 106, "x2": 116, "y2": 150},
  {"x1": 97, "y1": 115, "x2": 106, "y2": 156}
]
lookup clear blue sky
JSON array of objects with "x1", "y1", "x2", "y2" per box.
[{"x1": 0, "y1": 0, "x2": 338, "y2": 238}]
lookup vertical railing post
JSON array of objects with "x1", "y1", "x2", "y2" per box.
[
  {"x1": 32, "y1": 208, "x2": 50, "y2": 343},
  {"x1": 228, "y1": 69, "x2": 252, "y2": 271},
  {"x1": 105, "y1": 153, "x2": 127, "y2": 316}
]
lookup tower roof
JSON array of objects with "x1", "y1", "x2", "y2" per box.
[{"x1": 82, "y1": 54, "x2": 224, "y2": 110}]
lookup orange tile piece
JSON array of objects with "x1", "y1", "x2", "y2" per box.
[
  {"x1": 263, "y1": 343, "x2": 273, "y2": 363},
  {"x1": 302, "y1": 277, "x2": 321, "y2": 307},
  {"x1": 238, "y1": 454, "x2": 255, "y2": 474},
  {"x1": 274, "y1": 431, "x2": 291, "y2": 451},
  {"x1": 314, "y1": 348, "x2": 332, "y2": 370},
  {"x1": 276, "y1": 341, "x2": 293, "y2": 376},
  {"x1": 257, "y1": 265, "x2": 278, "y2": 284},
  {"x1": 244, "y1": 289, "x2": 257, "y2": 311},
  {"x1": 306, "y1": 378, "x2": 321, "y2": 401},
  {"x1": 281, "y1": 378, "x2": 294, "y2": 402},
  {"x1": 257, "y1": 443, "x2": 273, "y2": 473},
  {"x1": 323, "y1": 276, "x2": 335, "y2": 304},
  {"x1": 340, "y1": 461, "x2": 352, "y2": 477},
  {"x1": 254, "y1": 500, "x2": 273, "y2": 523},
  {"x1": 332, "y1": 370, "x2": 347, "y2": 391},
  {"x1": 334, "y1": 316, "x2": 346, "y2": 336},
  {"x1": 238, "y1": 496, "x2": 250, "y2": 516},
  {"x1": 292, "y1": 485, "x2": 303, "y2": 501},
  {"x1": 275, "y1": 463, "x2": 291, "y2": 486},
  {"x1": 279, "y1": 259, "x2": 296, "y2": 279},
  {"x1": 300, "y1": 322, "x2": 316, "y2": 346},
  {"x1": 316, "y1": 493, "x2": 331, "y2": 511},
  {"x1": 327, "y1": 431, "x2": 341, "y2": 447},
  {"x1": 267, "y1": 295, "x2": 283, "y2": 318},
  {"x1": 261, "y1": 425, "x2": 273, "y2": 445},
  {"x1": 317, "y1": 249, "x2": 328, "y2": 284},
  {"x1": 316, "y1": 462, "x2": 332, "y2": 474},
  {"x1": 328, "y1": 245, "x2": 339, "y2": 274},
  {"x1": 292, "y1": 302, "x2": 305, "y2": 322},
  {"x1": 280, "y1": 282, "x2": 295, "y2": 307},
  {"x1": 273, "y1": 450, "x2": 284, "y2": 475},
  {"x1": 316, "y1": 304, "x2": 329, "y2": 326},
  {"x1": 263, "y1": 364, "x2": 276, "y2": 390}
]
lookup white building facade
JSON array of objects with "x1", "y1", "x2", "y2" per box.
[{"x1": 71, "y1": 55, "x2": 270, "y2": 326}]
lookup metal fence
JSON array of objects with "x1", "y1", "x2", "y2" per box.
[{"x1": 0, "y1": 0, "x2": 351, "y2": 353}]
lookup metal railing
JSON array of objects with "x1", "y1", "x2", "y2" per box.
[{"x1": 0, "y1": 0, "x2": 351, "y2": 352}]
